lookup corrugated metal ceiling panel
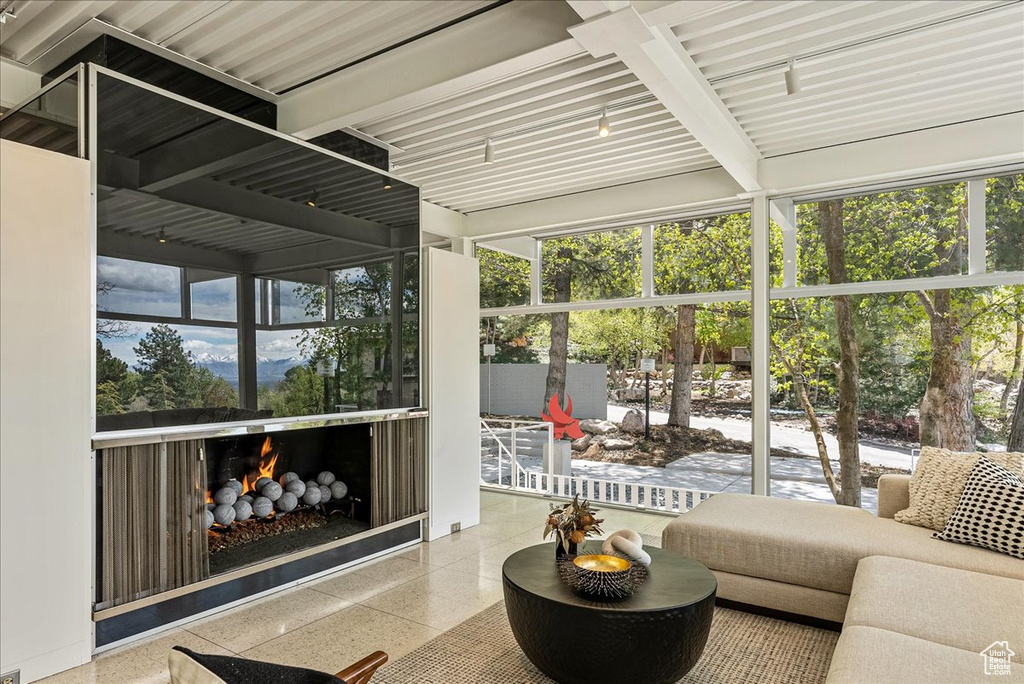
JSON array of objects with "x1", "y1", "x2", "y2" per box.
[
  {"x1": 673, "y1": 0, "x2": 1024, "y2": 157},
  {"x1": 0, "y1": 0, "x2": 496, "y2": 92},
  {"x1": 358, "y1": 52, "x2": 712, "y2": 213}
]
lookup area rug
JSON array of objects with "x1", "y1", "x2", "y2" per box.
[{"x1": 374, "y1": 600, "x2": 839, "y2": 684}]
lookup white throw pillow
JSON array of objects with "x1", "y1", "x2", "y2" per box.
[{"x1": 894, "y1": 446, "x2": 1023, "y2": 531}]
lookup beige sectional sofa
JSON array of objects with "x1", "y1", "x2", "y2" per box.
[{"x1": 663, "y1": 474, "x2": 1024, "y2": 683}]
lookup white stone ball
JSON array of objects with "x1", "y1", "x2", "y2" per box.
[
  {"x1": 301, "y1": 482, "x2": 322, "y2": 506},
  {"x1": 239, "y1": 494, "x2": 253, "y2": 506},
  {"x1": 260, "y1": 481, "x2": 283, "y2": 502},
  {"x1": 225, "y1": 479, "x2": 244, "y2": 496},
  {"x1": 204, "y1": 509, "x2": 214, "y2": 530},
  {"x1": 285, "y1": 479, "x2": 306, "y2": 497},
  {"x1": 330, "y1": 481, "x2": 348, "y2": 500},
  {"x1": 214, "y1": 487, "x2": 237, "y2": 506},
  {"x1": 213, "y1": 503, "x2": 236, "y2": 526},
  {"x1": 252, "y1": 496, "x2": 273, "y2": 518},
  {"x1": 275, "y1": 491, "x2": 298, "y2": 512},
  {"x1": 318, "y1": 485, "x2": 331, "y2": 503},
  {"x1": 316, "y1": 471, "x2": 336, "y2": 486},
  {"x1": 206, "y1": 502, "x2": 217, "y2": 512},
  {"x1": 279, "y1": 471, "x2": 300, "y2": 486},
  {"x1": 255, "y1": 477, "x2": 273, "y2": 490},
  {"x1": 233, "y1": 499, "x2": 253, "y2": 522}
]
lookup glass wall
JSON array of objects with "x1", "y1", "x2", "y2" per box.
[{"x1": 477, "y1": 173, "x2": 1023, "y2": 510}]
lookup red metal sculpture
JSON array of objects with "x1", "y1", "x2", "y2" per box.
[{"x1": 541, "y1": 393, "x2": 584, "y2": 440}]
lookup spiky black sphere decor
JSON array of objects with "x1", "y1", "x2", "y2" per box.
[{"x1": 558, "y1": 553, "x2": 648, "y2": 599}]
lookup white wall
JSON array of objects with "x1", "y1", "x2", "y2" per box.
[
  {"x1": 0, "y1": 141, "x2": 93, "y2": 682},
  {"x1": 425, "y1": 248, "x2": 480, "y2": 540}
]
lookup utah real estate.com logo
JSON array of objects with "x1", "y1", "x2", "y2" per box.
[{"x1": 981, "y1": 641, "x2": 1014, "y2": 676}]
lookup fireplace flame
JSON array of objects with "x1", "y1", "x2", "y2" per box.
[{"x1": 240, "y1": 436, "x2": 279, "y2": 493}]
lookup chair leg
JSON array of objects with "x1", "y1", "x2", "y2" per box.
[{"x1": 335, "y1": 650, "x2": 388, "y2": 684}]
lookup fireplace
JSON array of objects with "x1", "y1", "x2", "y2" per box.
[
  {"x1": 203, "y1": 425, "x2": 372, "y2": 576},
  {"x1": 94, "y1": 413, "x2": 427, "y2": 638}
]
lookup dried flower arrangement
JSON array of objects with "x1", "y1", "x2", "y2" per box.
[{"x1": 543, "y1": 495, "x2": 604, "y2": 553}]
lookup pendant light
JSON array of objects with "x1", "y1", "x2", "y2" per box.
[
  {"x1": 597, "y1": 109, "x2": 611, "y2": 138},
  {"x1": 483, "y1": 138, "x2": 495, "y2": 164}
]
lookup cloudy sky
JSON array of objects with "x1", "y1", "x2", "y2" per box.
[{"x1": 97, "y1": 256, "x2": 304, "y2": 367}]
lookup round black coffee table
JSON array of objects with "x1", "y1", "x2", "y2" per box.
[{"x1": 502, "y1": 544, "x2": 716, "y2": 684}]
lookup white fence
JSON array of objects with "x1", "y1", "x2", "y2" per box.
[{"x1": 480, "y1": 418, "x2": 714, "y2": 514}]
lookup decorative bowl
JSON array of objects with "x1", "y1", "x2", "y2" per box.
[{"x1": 559, "y1": 553, "x2": 648, "y2": 598}]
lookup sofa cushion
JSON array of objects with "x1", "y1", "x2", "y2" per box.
[
  {"x1": 662, "y1": 493, "x2": 876, "y2": 594},
  {"x1": 894, "y1": 447, "x2": 1023, "y2": 531},
  {"x1": 869, "y1": 518, "x2": 1024, "y2": 581},
  {"x1": 845, "y1": 556, "x2": 1024, "y2": 663},
  {"x1": 825, "y1": 626, "x2": 1024, "y2": 684},
  {"x1": 934, "y1": 456, "x2": 1024, "y2": 559}
]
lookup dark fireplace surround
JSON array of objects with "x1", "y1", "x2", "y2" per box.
[{"x1": 95, "y1": 415, "x2": 426, "y2": 647}]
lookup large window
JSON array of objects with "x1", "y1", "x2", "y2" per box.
[
  {"x1": 98, "y1": 256, "x2": 182, "y2": 317},
  {"x1": 768, "y1": 173, "x2": 1024, "y2": 510}
]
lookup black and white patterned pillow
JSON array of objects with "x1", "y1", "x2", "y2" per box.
[{"x1": 933, "y1": 456, "x2": 1024, "y2": 559}]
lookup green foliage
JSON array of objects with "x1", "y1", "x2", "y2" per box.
[
  {"x1": 654, "y1": 212, "x2": 751, "y2": 294},
  {"x1": 258, "y1": 364, "x2": 324, "y2": 417},
  {"x1": 541, "y1": 228, "x2": 641, "y2": 301},
  {"x1": 479, "y1": 249, "x2": 531, "y2": 308}
]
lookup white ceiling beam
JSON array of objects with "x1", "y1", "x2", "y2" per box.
[
  {"x1": 567, "y1": 5, "x2": 763, "y2": 191},
  {"x1": 421, "y1": 200, "x2": 466, "y2": 240},
  {"x1": 465, "y1": 112, "x2": 1024, "y2": 239},
  {"x1": 277, "y1": 1, "x2": 584, "y2": 139},
  {"x1": 0, "y1": 58, "x2": 42, "y2": 110},
  {"x1": 475, "y1": 236, "x2": 538, "y2": 260}
]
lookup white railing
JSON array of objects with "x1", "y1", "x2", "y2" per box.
[
  {"x1": 480, "y1": 418, "x2": 553, "y2": 488},
  {"x1": 517, "y1": 469, "x2": 712, "y2": 514},
  {"x1": 481, "y1": 419, "x2": 713, "y2": 514}
]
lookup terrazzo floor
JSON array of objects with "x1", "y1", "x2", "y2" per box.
[{"x1": 39, "y1": 490, "x2": 674, "y2": 683}]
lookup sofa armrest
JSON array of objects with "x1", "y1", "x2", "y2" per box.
[{"x1": 876, "y1": 474, "x2": 911, "y2": 518}]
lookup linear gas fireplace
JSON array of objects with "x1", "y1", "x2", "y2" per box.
[
  {"x1": 203, "y1": 425, "x2": 371, "y2": 576},
  {"x1": 94, "y1": 413, "x2": 426, "y2": 636}
]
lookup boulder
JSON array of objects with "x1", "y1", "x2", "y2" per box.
[
  {"x1": 579, "y1": 419, "x2": 617, "y2": 435},
  {"x1": 581, "y1": 444, "x2": 603, "y2": 460},
  {"x1": 620, "y1": 409, "x2": 645, "y2": 435},
  {"x1": 571, "y1": 434, "x2": 592, "y2": 451},
  {"x1": 603, "y1": 438, "x2": 634, "y2": 451}
]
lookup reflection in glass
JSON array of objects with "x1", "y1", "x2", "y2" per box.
[
  {"x1": 94, "y1": 71, "x2": 420, "y2": 430},
  {"x1": 98, "y1": 256, "x2": 182, "y2": 317}
]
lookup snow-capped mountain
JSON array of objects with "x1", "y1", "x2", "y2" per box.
[{"x1": 193, "y1": 355, "x2": 304, "y2": 388}]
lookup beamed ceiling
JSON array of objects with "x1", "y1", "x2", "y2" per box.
[{"x1": 2, "y1": 0, "x2": 1022, "y2": 216}]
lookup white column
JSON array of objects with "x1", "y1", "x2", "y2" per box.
[
  {"x1": 426, "y1": 248, "x2": 481, "y2": 540},
  {"x1": 750, "y1": 193, "x2": 771, "y2": 496}
]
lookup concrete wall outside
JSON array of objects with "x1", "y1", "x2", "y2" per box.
[{"x1": 480, "y1": 363, "x2": 607, "y2": 420}]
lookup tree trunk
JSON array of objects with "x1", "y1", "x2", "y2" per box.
[
  {"x1": 668, "y1": 304, "x2": 695, "y2": 427},
  {"x1": 918, "y1": 289, "x2": 976, "y2": 451},
  {"x1": 999, "y1": 320, "x2": 1023, "y2": 419},
  {"x1": 776, "y1": 343, "x2": 841, "y2": 501},
  {"x1": 918, "y1": 191, "x2": 975, "y2": 452},
  {"x1": 1009, "y1": 380, "x2": 1024, "y2": 450},
  {"x1": 543, "y1": 246, "x2": 572, "y2": 413},
  {"x1": 820, "y1": 199, "x2": 861, "y2": 507},
  {"x1": 708, "y1": 343, "x2": 717, "y2": 399}
]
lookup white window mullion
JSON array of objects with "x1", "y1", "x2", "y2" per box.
[
  {"x1": 641, "y1": 224, "x2": 654, "y2": 298},
  {"x1": 530, "y1": 238, "x2": 542, "y2": 306},
  {"x1": 750, "y1": 193, "x2": 771, "y2": 497},
  {"x1": 968, "y1": 179, "x2": 987, "y2": 275}
]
